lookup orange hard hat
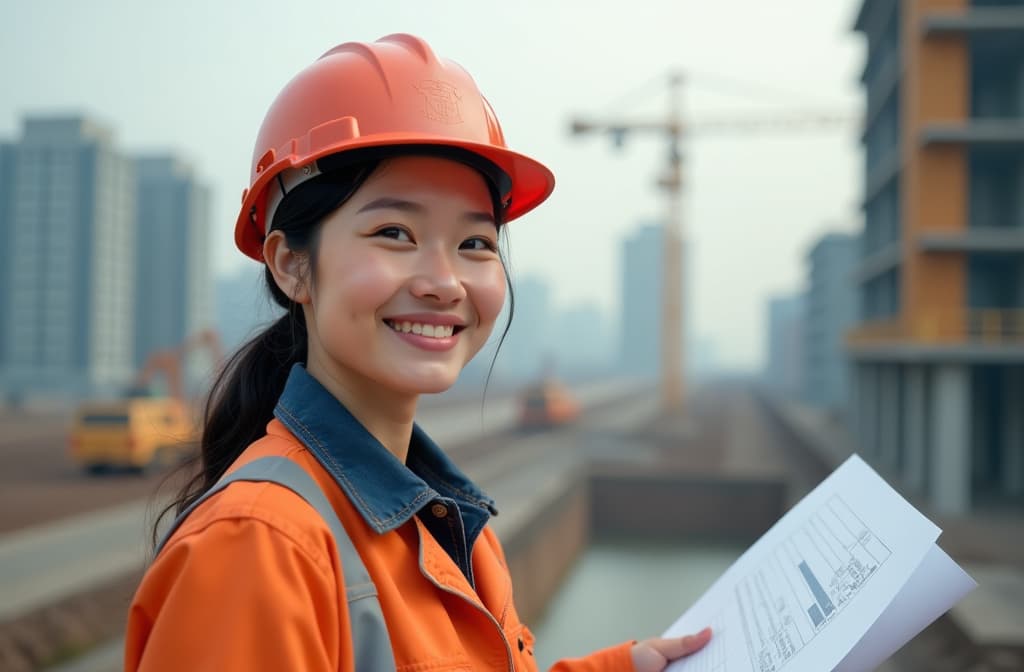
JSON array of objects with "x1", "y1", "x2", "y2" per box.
[{"x1": 235, "y1": 33, "x2": 556, "y2": 261}]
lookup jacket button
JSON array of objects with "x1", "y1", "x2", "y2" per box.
[{"x1": 431, "y1": 503, "x2": 449, "y2": 518}]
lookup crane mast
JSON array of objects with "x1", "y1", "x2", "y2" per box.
[
  {"x1": 572, "y1": 73, "x2": 687, "y2": 412},
  {"x1": 571, "y1": 73, "x2": 853, "y2": 413}
]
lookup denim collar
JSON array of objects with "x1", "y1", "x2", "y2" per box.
[{"x1": 273, "y1": 364, "x2": 496, "y2": 534}]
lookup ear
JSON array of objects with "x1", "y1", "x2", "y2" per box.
[{"x1": 263, "y1": 230, "x2": 311, "y2": 304}]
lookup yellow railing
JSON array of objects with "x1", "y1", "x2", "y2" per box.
[
  {"x1": 847, "y1": 310, "x2": 1024, "y2": 346},
  {"x1": 846, "y1": 319, "x2": 903, "y2": 346},
  {"x1": 964, "y1": 309, "x2": 1024, "y2": 343}
]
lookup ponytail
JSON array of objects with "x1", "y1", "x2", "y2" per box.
[{"x1": 152, "y1": 301, "x2": 305, "y2": 544}]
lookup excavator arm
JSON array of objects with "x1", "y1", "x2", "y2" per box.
[{"x1": 129, "y1": 328, "x2": 224, "y2": 401}]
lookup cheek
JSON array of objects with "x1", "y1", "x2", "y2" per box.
[
  {"x1": 317, "y1": 251, "x2": 402, "y2": 319},
  {"x1": 467, "y1": 263, "x2": 507, "y2": 327}
]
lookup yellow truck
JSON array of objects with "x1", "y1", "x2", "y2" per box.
[
  {"x1": 68, "y1": 329, "x2": 220, "y2": 474},
  {"x1": 68, "y1": 397, "x2": 196, "y2": 473}
]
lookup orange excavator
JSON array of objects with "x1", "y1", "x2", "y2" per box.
[
  {"x1": 128, "y1": 329, "x2": 224, "y2": 400},
  {"x1": 69, "y1": 329, "x2": 224, "y2": 474}
]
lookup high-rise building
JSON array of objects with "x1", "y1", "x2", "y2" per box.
[
  {"x1": 134, "y1": 156, "x2": 212, "y2": 388},
  {"x1": 620, "y1": 222, "x2": 662, "y2": 378},
  {"x1": 765, "y1": 294, "x2": 805, "y2": 398},
  {"x1": 216, "y1": 264, "x2": 282, "y2": 352},
  {"x1": 851, "y1": 0, "x2": 1024, "y2": 513},
  {"x1": 550, "y1": 301, "x2": 613, "y2": 376},
  {"x1": 0, "y1": 116, "x2": 136, "y2": 401},
  {"x1": 498, "y1": 274, "x2": 552, "y2": 380},
  {"x1": 0, "y1": 142, "x2": 15, "y2": 370},
  {"x1": 803, "y1": 233, "x2": 857, "y2": 411}
]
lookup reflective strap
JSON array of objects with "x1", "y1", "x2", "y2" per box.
[{"x1": 155, "y1": 456, "x2": 396, "y2": 672}]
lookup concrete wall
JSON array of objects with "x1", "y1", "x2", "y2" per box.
[
  {"x1": 588, "y1": 465, "x2": 787, "y2": 542},
  {"x1": 501, "y1": 464, "x2": 789, "y2": 624},
  {"x1": 502, "y1": 474, "x2": 590, "y2": 625}
]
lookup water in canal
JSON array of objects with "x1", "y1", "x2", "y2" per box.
[{"x1": 531, "y1": 538, "x2": 742, "y2": 670}]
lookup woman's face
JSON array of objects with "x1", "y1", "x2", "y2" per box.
[{"x1": 302, "y1": 155, "x2": 507, "y2": 397}]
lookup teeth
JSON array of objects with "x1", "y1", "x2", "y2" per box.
[{"x1": 387, "y1": 321, "x2": 456, "y2": 339}]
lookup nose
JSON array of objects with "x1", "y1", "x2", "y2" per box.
[{"x1": 409, "y1": 247, "x2": 466, "y2": 305}]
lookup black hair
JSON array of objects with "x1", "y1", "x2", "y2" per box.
[{"x1": 153, "y1": 156, "x2": 516, "y2": 546}]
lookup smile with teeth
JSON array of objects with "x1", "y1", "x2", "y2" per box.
[{"x1": 384, "y1": 320, "x2": 461, "y2": 339}]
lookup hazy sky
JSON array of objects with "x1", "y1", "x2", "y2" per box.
[{"x1": 0, "y1": 0, "x2": 865, "y2": 370}]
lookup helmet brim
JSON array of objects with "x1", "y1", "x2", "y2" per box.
[{"x1": 235, "y1": 135, "x2": 554, "y2": 262}]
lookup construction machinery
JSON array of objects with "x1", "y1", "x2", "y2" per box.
[
  {"x1": 517, "y1": 378, "x2": 582, "y2": 430},
  {"x1": 570, "y1": 72, "x2": 854, "y2": 412},
  {"x1": 69, "y1": 329, "x2": 223, "y2": 474}
]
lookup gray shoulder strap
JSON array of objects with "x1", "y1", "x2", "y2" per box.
[{"x1": 155, "y1": 456, "x2": 396, "y2": 672}]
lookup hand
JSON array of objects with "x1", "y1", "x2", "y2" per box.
[{"x1": 630, "y1": 627, "x2": 712, "y2": 672}]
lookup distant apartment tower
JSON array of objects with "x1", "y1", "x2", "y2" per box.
[
  {"x1": 0, "y1": 143, "x2": 14, "y2": 369},
  {"x1": 765, "y1": 294, "x2": 805, "y2": 398},
  {"x1": 852, "y1": 0, "x2": 1024, "y2": 514},
  {"x1": 500, "y1": 275, "x2": 552, "y2": 380},
  {"x1": 620, "y1": 222, "x2": 662, "y2": 378},
  {"x1": 216, "y1": 264, "x2": 281, "y2": 352},
  {"x1": 134, "y1": 156, "x2": 212, "y2": 382},
  {"x1": 550, "y1": 302, "x2": 612, "y2": 374},
  {"x1": 803, "y1": 233, "x2": 857, "y2": 411},
  {"x1": 0, "y1": 117, "x2": 135, "y2": 400}
]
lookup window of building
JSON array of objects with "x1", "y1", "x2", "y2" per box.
[
  {"x1": 969, "y1": 149, "x2": 1021, "y2": 229},
  {"x1": 968, "y1": 254, "x2": 1023, "y2": 309},
  {"x1": 860, "y1": 267, "x2": 902, "y2": 322},
  {"x1": 970, "y1": 33, "x2": 1024, "y2": 118}
]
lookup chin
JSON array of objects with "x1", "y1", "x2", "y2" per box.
[
  {"x1": 388, "y1": 368, "x2": 460, "y2": 396},
  {"x1": 414, "y1": 380, "x2": 456, "y2": 395}
]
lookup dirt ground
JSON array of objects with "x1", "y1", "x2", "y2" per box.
[
  {"x1": 0, "y1": 411, "x2": 189, "y2": 535},
  {"x1": 0, "y1": 406, "x2": 510, "y2": 536}
]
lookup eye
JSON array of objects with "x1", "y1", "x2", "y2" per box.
[
  {"x1": 461, "y1": 237, "x2": 497, "y2": 252},
  {"x1": 373, "y1": 226, "x2": 413, "y2": 242}
]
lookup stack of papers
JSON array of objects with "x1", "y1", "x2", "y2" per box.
[{"x1": 664, "y1": 455, "x2": 976, "y2": 672}]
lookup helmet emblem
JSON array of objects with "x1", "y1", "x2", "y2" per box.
[{"x1": 416, "y1": 80, "x2": 463, "y2": 124}]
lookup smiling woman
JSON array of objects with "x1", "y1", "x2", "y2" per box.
[{"x1": 124, "y1": 33, "x2": 711, "y2": 672}]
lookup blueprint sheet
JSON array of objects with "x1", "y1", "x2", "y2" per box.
[{"x1": 663, "y1": 455, "x2": 976, "y2": 672}]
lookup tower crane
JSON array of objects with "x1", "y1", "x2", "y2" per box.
[{"x1": 570, "y1": 72, "x2": 855, "y2": 412}]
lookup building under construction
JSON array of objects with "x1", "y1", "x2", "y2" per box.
[{"x1": 850, "y1": 0, "x2": 1024, "y2": 514}]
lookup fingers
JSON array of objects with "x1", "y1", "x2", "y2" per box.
[
  {"x1": 632, "y1": 627, "x2": 714, "y2": 672},
  {"x1": 648, "y1": 627, "x2": 713, "y2": 660}
]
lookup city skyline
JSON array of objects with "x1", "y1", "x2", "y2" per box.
[
  {"x1": 0, "y1": 0, "x2": 865, "y2": 371},
  {"x1": 0, "y1": 115, "x2": 213, "y2": 400}
]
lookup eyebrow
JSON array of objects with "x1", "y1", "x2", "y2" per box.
[{"x1": 356, "y1": 197, "x2": 494, "y2": 224}]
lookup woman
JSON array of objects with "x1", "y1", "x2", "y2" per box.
[{"x1": 125, "y1": 33, "x2": 711, "y2": 671}]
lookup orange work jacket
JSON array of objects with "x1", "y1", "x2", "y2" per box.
[{"x1": 124, "y1": 418, "x2": 634, "y2": 671}]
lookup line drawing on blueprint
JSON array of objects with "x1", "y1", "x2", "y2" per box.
[{"x1": 734, "y1": 495, "x2": 892, "y2": 672}]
